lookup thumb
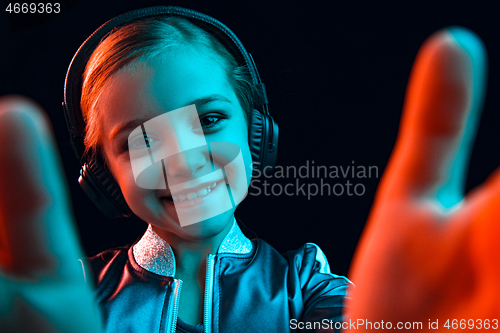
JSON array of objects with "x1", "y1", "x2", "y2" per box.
[{"x1": 0, "y1": 95, "x2": 82, "y2": 281}]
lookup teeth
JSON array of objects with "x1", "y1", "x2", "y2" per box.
[
  {"x1": 197, "y1": 188, "x2": 208, "y2": 197},
  {"x1": 171, "y1": 183, "x2": 218, "y2": 203},
  {"x1": 186, "y1": 192, "x2": 197, "y2": 200}
]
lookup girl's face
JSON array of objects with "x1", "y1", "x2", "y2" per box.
[{"x1": 97, "y1": 48, "x2": 253, "y2": 240}]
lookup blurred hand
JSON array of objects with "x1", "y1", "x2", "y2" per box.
[
  {"x1": 346, "y1": 27, "x2": 499, "y2": 330},
  {"x1": 0, "y1": 96, "x2": 102, "y2": 332}
]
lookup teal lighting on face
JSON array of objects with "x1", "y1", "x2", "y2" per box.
[{"x1": 128, "y1": 104, "x2": 249, "y2": 227}]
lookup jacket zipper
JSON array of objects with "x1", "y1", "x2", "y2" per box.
[
  {"x1": 168, "y1": 255, "x2": 215, "y2": 333},
  {"x1": 169, "y1": 278, "x2": 182, "y2": 333},
  {"x1": 204, "y1": 254, "x2": 215, "y2": 333}
]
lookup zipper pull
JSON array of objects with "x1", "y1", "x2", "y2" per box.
[
  {"x1": 204, "y1": 254, "x2": 215, "y2": 333},
  {"x1": 168, "y1": 278, "x2": 182, "y2": 333}
]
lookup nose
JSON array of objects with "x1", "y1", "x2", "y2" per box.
[
  {"x1": 164, "y1": 145, "x2": 209, "y2": 183},
  {"x1": 135, "y1": 104, "x2": 212, "y2": 188},
  {"x1": 158, "y1": 122, "x2": 211, "y2": 185}
]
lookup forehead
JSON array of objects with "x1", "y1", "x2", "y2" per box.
[{"x1": 97, "y1": 49, "x2": 235, "y2": 127}]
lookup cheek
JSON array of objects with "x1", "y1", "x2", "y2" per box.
[
  {"x1": 234, "y1": 119, "x2": 253, "y2": 182},
  {"x1": 215, "y1": 119, "x2": 253, "y2": 203},
  {"x1": 232, "y1": 139, "x2": 253, "y2": 206},
  {"x1": 98, "y1": 130, "x2": 156, "y2": 218},
  {"x1": 238, "y1": 140, "x2": 253, "y2": 184},
  {"x1": 114, "y1": 165, "x2": 135, "y2": 196},
  {"x1": 106, "y1": 154, "x2": 151, "y2": 211}
]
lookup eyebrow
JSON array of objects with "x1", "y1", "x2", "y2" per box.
[{"x1": 109, "y1": 94, "x2": 232, "y2": 143}]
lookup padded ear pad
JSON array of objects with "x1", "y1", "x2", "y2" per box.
[
  {"x1": 78, "y1": 157, "x2": 133, "y2": 219},
  {"x1": 249, "y1": 109, "x2": 279, "y2": 175}
]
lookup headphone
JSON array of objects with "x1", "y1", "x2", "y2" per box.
[{"x1": 62, "y1": 6, "x2": 279, "y2": 219}]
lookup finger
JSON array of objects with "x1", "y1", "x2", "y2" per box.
[
  {"x1": 0, "y1": 96, "x2": 104, "y2": 332},
  {"x1": 381, "y1": 27, "x2": 487, "y2": 208},
  {"x1": 464, "y1": 166, "x2": 500, "y2": 282},
  {"x1": 0, "y1": 95, "x2": 82, "y2": 281}
]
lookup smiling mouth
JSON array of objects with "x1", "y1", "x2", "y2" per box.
[
  {"x1": 162, "y1": 181, "x2": 222, "y2": 203},
  {"x1": 171, "y1": 182, "x2": 218, "y2": 203}
]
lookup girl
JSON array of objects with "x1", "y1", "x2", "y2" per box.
[
  {"x1": 1, "y1": 4, "x2": 497, "y2": 333},
  {"x1": 65, "y1": 6, "x2": 350, "y2": 333}
]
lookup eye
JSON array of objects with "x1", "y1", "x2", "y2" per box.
[
  {"x1": 127, "y1": 133, "x2": 156, "y2": 150},
  {"x1": 199, "y1": 113, "x2": 226, "y2": 132}
]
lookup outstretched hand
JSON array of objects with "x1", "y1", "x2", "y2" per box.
[
  {"x1": 0, "y1": 96, "x2": 103, "y2": 332},
  {"x1": 346, "y1": 27, "x2": 499, "y2": 330}
]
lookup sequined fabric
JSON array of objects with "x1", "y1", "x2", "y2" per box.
[
  {"x1": 217, "y1": 219, "x2": 253, "y2": 254},
  {"x1": 133, "y1": 218, "x2": 253, "y2": 277},
  {"x1": 133, "y1": 224, "x2": 175, "y2": 276}
]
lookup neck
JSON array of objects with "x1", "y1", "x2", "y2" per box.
[
  {"x1": 151, "y1": 217, "x2": 234, "y2": 277},
  {"x1": 133, "y1": 216, "x2": 253, "y2": 279}
]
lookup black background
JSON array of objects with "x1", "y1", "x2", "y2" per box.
[{"x1": 1, "y1": 1, "x2": 499, "y2": 277}]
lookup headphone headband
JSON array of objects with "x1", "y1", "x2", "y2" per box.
[{"x1": 63, "y1": 6, "x2": 268, "y2": 159}]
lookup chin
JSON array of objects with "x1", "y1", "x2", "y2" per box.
[
  {"x1": 175, "y1": 209, "x2": 235, "y2": 240},
  {"x1": 143, "y1": 206, "x2": 235, "y2": 242}
]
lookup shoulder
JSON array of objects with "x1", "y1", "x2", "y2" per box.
[
  {"x1": 80, "y1": 246, "x2": 130, "y2": 285},
  {"x1": 284, "y1": 243, "x2": 352, "y2": 324},
  {"x1": 281, "y1": 242, "x2": 352, "y2": 312},
  {"x1": 252, "y1": 239, "x2": 351, "y2": 288},
  {"x1": 252, "y1": 240, "x2": 351, "y2": 321},
  {"x1": 283, "y1": 242, "x2": 352, "y2": 288}
]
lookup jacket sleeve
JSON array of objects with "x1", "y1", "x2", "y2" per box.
[{"x1": 285, "y1": 243, "x2": 353, "y2": 332}]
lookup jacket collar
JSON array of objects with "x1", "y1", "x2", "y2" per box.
[{"x1": 132, "y1": 218, "x2": 253, "y2": 277}]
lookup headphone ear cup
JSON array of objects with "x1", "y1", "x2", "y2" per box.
[
  {"x1": 78, "y1": 157, "x2": 133, "y2": 219},
  {"x1": 249, "y1": 109, "x2": 279, "y2": 174},
  {"x1": 249, "y1": 109, "x2": 264, "y2": 170},
  {"x1": 262, "y1": 113, "x2": 279, "y2": 171}
]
